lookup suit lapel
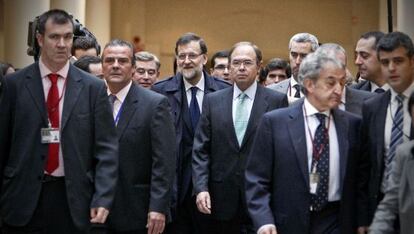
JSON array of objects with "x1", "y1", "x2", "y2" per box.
[
  {"x1": 375, "y1": 92, "x2": 390, "y2": 171},
  {"x1": 25, "y1": 64, "x2": 48, "y2": 125},
  {"x1": 241, "y1": 86, "x2": 268, "y2": 148},
  {"x1": 332, "y1": 109, "x2": 349, "y2": 190},
  {"x1": 116, "y1": 84, "x2": 139, "y2": 139},
  {"x1": 221, "y1": 88, "x2": 239, "y2": 148},
  {"x1": 345, "y1": 87, "x2": 358, "y2": 114},
  {"x1": 164, "y1": 74, "x2": 183, "y2": 126},
  {"x1": 61, "y1": 65, "x2": 84, "y2": 130},
  {"x1": 287, "y1": 101, "x2": 309, "y2": 185}
]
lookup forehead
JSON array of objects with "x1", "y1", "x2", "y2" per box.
[
  {"x1": 268, "y1": 69, "x2": 287, "y2": 74},
  {"x1": 214, "y1": 57, "x2": 229, "y2": 65},
  {"x1": 290, "y1": 41, "x2": 313, "y2": 53},
  {"x1": 44, "y1": 18, "x2": 73, "y2": 34},
  {"x1": 378, "y1": 46, "x2": 410, "y2": 60},
  {"x1": 231, "y1": 45, "x2": 257, "y2": 60},
  {"x1": 103, "y1": 45, "x2": 132, "y2": 57},
  {"x1": 136, "y1": 60, "x2": 157, "y2": 69},
  {"x1": 177, "y1": 41, "x2": 201, "y2": 53},
  {"x1": 319, "y1": 63, "x2": 346, "y2": 79},
  {"x1": 356, "y1": 37, "x2": 376, "y2": 51}
]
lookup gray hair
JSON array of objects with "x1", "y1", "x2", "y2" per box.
[
  {"x1": 103, "y1": 39, "x2": 135, "y2": 65},
  {"x1": 135, "y1": 51, "x2": 161, "y2": 71},
  {"x1": 314, "y1": 43, "x2": 347, "y2": 66},
  {"x1": 289, "y1": 33, "x2": 319, "y2": 52},
  {"x1": 298, "y1": 52, "x2": 345, "y2": 95}
]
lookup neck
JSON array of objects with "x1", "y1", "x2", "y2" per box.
[
  {"x1": 186, "y1": 74, "x2": 201, "y2": 86},
  {"x1": 108, "y1": 82, "x2": 129, "y2": 94},
  {"x1": 40, "y1": 57, "x2": 67, "y2": 73},
  {"x1": 307, "y1": 96, "x2": 329, "y2": 113}
]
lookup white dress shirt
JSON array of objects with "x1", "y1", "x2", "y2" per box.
[
  {"x1": 107, "y1": 81, "x2": 132, "y2": 124},
  {"x1": 232, "y1": 81, "x2": 257, "y2": 124},
  {"x1": 39, "y1": 57, "x2": 70, "y2": 177},
  {"x1": 183, "y1": 73, "x2": 205, "y2": 112}
]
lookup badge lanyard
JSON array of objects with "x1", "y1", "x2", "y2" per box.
[
  {"x1": 114, "y1": 102, "x2": 124, "y2": 126},
  {"x1": 303, "y1": 106, "x2": 331, "y2": 173}
]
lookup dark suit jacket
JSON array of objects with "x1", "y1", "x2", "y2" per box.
[
  {"x1": 192, "y1": 85, "x2": 288, "y2": 220},
  {"x1": 345, "y1": 86, "x2": 374, "y2": 116},
  {"x1": 152, "y1": 72, "x2": 230, "y2": 207},
  {"x1": 0, "y1": 63, "x2": 118, "y2": 230},
  {"x1": 245, "y1": 100, "x2": 361, "y2": 233},
  {"x1": 350, "y1": 80, "x2": 371, "y2": 92},
  {"x1": 108, "y1": 83, "x2": 175, "y2": 231},
  {"x1": 359, "y1": 91, "x2": 414, "y2": 225}
]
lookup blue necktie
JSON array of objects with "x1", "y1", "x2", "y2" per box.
[
  {"x1": 189, "y1": 87, "x2": 200, "y2": 130},
  {"x1": 234, "y1": 93, "x2": 249, "y2": 146},
  {"x1": 310, "y1": 113, "x2": 329, "y2": 211},
  {"x1": 382, "y1": 94, "x2": 404, "y2": 191}
]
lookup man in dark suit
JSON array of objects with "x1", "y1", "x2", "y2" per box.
[
  {"x1": 353, "y1": 31, "x2": 389, "y2": 93},
  {"x1": 152, "y1": 33, "x2": 230, "y2": 234},
  {"x1": 315, "y1": 43, "x2": 374, "y2": 116},
  {"x1": 245, "y1": 52, "x2": 361, "y2": 234},
  {"x1": 192, "y1": 42, "x2": 288, "y2": 233},
  {"x1": 358, "y1": 32, "x2": 414, "y2": 233},
  {"x1": 0, "y1": 9, "x2": 118, "y2": 233},
  {"x1": 101, "y1": 39, "x2": 176, "y2": 234}
]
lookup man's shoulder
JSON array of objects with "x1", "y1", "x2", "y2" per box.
[
  {"x1": 350, "y1": 80, "x2": 370, "y2": 91},
  {"x1": 267, "y1": 79, "x2": 290, "y2": 93},
  {"x1": 347, "y1": 87, "x2": 375, "y2": 99},
  {"x1": 205, "y1": 74, "x2": 231, "y2": 90},
  {"x1": 260, "y1": 84, "x2": 287, "y2": 100},
  {"x1": 152, "y1": 75, "x2": 179, "y2": 93}
]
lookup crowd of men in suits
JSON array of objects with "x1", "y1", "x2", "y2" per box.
[{"x1": 1, "y1": 8, "x2": 414, "y2": 234}]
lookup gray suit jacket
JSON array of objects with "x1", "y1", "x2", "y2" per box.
[
  {"x1": 0, "y1": 63, "x2": 118, "y2": 230},
  {"x1": 266, "y1": 78, "x2": 290, "y2": 94},
  {"x1": 369, "y1": 141, "x2": 414, "y2": 234}
]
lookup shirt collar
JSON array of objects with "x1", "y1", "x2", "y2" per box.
[
  {"x1": 390, "y1": 82, "x2": 414, "y2": 102},
  {"x1": 290, "y1": 76, "x2": 299, "y2": 87},
  {"x1": 341, "y1": 87, "x2": 346, "y2": 105},
  {"x1": 183, "y1": 72, "x2": 205, "y2": 92},
  {"x1": 39, "y1": 57, "x2": 70, "y2": 79},
  {"x1": 107, "y1": 81, "x2": 132, "y2": 103},
  {"x1": 233, "y1": 80, "x2": 257, "y2": 100},
  {"x1": 370, "y1": 81, "x2": 390, "y2": 92},
  {"x1": 304, "y1": 98, "x2": 330, "y2": 117}
]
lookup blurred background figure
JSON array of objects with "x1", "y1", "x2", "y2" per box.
[
  {"x1": 71, "y1": 36, "x2": 100, "y2": 61},
  {"x1": 133, "y1": 51, "x2": 160, "y2": 88},
  {"x1": 209, "y1": 50, "x2": 230, "y2": 83},
  {"x1": 0, "y1": 62, "x2": 15, "y2": 75},
  {"x1": 262, "y1": 58, "x2": 291, "y2": 86},
  {"x1": 73, "y1": 55, "x2": 103, "y2": 79}
]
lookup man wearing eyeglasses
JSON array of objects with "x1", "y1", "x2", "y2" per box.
[
  {"x1": 133, "y1": 51, "x2": 160, "y2": 89},
  {"x1": 152, "y1": 32, "x2": 230, "y2": 234},
  {"x1": 193, "y1": 42, "x2": 287, "y2": 234},
  {"x1": 268, "y1": 33, "x2": 319, "y2": 105},
  {"x1": 210, "y1": 50, "x2": 231, "y2": 83}
]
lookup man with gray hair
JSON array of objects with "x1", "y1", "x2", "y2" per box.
[
  {"x1": 246, "y1": 52, "x2": 361, "y2": 234},
  {"x1": 315, "y1": 43, "x2": 374, "y2": 116},
  {"x1": 133, "y1": 51, "x2": 161, "y2": 89},
  {"x1": 267, "y1": 32, "x2": 319, "y2": 104}
]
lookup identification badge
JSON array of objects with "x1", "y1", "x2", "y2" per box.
[
  {"x1": 309, "y1": 173, "x2": 319, "y2": 194},
  {"x1": 41, "y1": 127, "x2": 60, "y2": 143}
]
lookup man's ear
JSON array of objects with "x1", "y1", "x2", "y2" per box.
[{"x1": 36, "y1": 32, "x2": 43, "y2": 48}]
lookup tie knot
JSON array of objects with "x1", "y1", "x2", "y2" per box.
[
  {"x1": 396, "y1": 94, "x2": 405, "y2": 104},
  {"x1": 239, "y1": 92, "x2": 247, "y2": 100},
  {"x1": 108, "y1": 94, "x2": 117, "y2": 105},
  {"x1": 190, "y1": 87, "x2": 198, "y2": 96},
  {"x1": 48, "y1": 73, "x2": 59, "y2": 84},
  {"x1": 293, "y1": 84, "x2": 300, "y2": 91},
  {"x1": 315, "y1": 113, "x2": 326, "y2": 125},
  {"x1": 375, "y1": 88, "x2": 385, "y2": 93}
]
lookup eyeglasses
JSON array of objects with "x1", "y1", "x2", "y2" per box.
[
  {"x1": 214, "y1": 64, "x2": 228, "y2": 71},
  {"x1": 136, "y1": 68, "x2": 157, "y2": 76},
  {"x1": 177, "y1": 53, "x2": 202, "y2": 61},
  {"x1": 231, "y1": 60, "x2": 256, "y2": 68}
]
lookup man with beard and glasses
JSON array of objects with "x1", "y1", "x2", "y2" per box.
[{"x1": 152, "y1": 32, "x2": 230, "y2": 234}]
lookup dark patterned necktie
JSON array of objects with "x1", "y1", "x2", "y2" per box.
[
  {"x1": 189, "y1": 87, "x2": 200, "y2": 130},
  {"x1": 310, "y1": 113, "x2": 329, "y2": 211}
]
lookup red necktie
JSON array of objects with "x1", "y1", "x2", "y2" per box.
[{"x1": 45, "y1": 73, "x2": 59, "y2": 174}]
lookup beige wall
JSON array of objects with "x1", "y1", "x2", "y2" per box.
[
  {"x1": 0, "y1": 0, "x2": 380, "y2": 74},
  {"x1": 111, "y1": 0, "x2": 380, "y2": 79}
]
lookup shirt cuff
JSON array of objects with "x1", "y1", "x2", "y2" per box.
[{"x1": 257, "y1": 224, "x2": 276, "y2": 234}]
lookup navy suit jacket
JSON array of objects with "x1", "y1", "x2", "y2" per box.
[
  {"x1": 345, "y1": 87, "x2": 375, "y2": 116},
  {"x1": 107, "y1": 84, "x2": 175, "y2": 231},
  {"x1": 0, "y1": 63, "x2": 118, "y2": 230},
  {"x1": 152, "y1": 72, "x2": 230, "y2": 208},
  {"x1": 350, "y1": 80, "x2": 371, "y2": 92},
  {"x1": 245, "y1": 100, "x2": 361, "y2": 233},
  {"x1": 192, "y1": 85, "x2": 288, "y2": 220}
]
